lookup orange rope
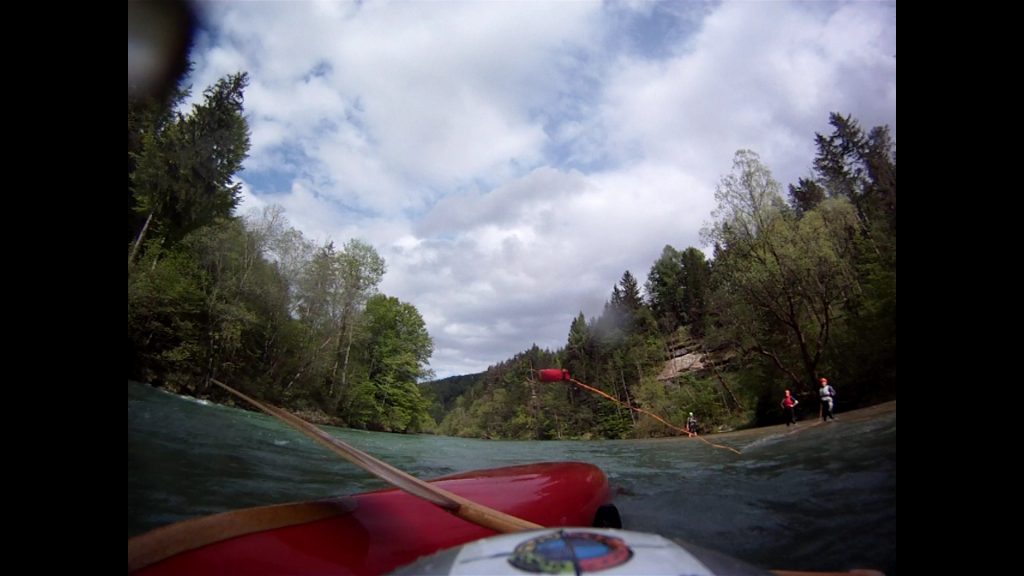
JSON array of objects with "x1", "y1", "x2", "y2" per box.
[
  {"x1": 565, "y1": 377, "x2": 741, "y2": 455},
  {"x1": 569, "y1": 378, "x2": 688, "y2": 435}
]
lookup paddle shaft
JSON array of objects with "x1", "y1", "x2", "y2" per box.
[{"x1": 210, "y1": 379, "x2": 541, "y2": 533}]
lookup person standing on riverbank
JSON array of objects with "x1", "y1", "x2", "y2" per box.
[
  {"x1": 819, "y1": 377, "x2": 836, "y2": 421},
  {"x1": 781, "y1": 390, "x2": 799, "y2": 426}
]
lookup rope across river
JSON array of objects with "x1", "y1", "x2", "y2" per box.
[{"x1": 535, "y1": 369, "x2": 741, "y2": 455}]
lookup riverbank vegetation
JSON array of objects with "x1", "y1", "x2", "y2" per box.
[
  {"x1": 129, "y1": 72, "x2": 434, "y2": 433},
  {"x1": 128, "y1": 70, "x2": 894, "y2": 437},
  {"x1": 430, "y1": 113, "x2": 895, "y2": 438}
]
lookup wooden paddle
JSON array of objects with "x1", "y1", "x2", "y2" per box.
[{"x1": 209, "y1": 379, "x2": 541, "y2": 533}]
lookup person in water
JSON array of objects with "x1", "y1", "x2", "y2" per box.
[
  {"x1": 686, "y1": 412, "x2": 698, "y2": 436},
  {"x1": 819, "y1": 377, "x2": 836, "y2": 421},
  {"x1": 781, "y1": 390, "x2": 799, "y2": 426}
]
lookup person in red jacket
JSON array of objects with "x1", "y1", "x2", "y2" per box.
[{"x1": 781, "y1": 390, "x2": 799, "y2": 426}]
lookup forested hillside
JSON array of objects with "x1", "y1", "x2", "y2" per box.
[
  {"x1": 429, "y1": 113, "x2": 896, "y2": 439},
  {"x1": 128, "y1": 67, "x2": 894, "y2": 438},
  {"x1": 128, "y1": 71, "x2": 435, "y2": 433}
]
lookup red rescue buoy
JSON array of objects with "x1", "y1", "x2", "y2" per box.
[{"x1": 538, "y1": 369, "x2": 570, "y2": 382}]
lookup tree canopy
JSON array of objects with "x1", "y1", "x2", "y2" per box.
[
  {"x1": 128, "y1": 71, "x2": 436, "y2": 432},
  {"x1": 429, "y1": 113, "x2": 896, "y2": 437},
  {"x1": 128, "y1": 75, "x2": 894, "y2": 437}
]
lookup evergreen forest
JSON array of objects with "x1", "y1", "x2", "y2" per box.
[{"x1": 129, "y1": 70, "x2": 895, "y2": 438}]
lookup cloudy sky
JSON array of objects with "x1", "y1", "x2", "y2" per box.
[{"x1": 184, "y1": 0, "x2": 896, "y2": 379}]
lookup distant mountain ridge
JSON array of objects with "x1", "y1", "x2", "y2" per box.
[{"x1": 422, "y1": 372, "x2": 484, "y2": 422}]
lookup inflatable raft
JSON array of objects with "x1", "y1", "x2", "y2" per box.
[{"x1": 128, "y1": 461, "x2": 615, "y2": 575}]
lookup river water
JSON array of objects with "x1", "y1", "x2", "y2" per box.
[{"x1": 128, "y1": 382, "x2": 896, "y2": 574}]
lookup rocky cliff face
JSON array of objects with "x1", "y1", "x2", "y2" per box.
[
  {"x1": 656, "y1": 333, "x2": 734, "y2": 382},
  {"x1": 657, "y1": 352, "x2": 706, "y2": 380}
]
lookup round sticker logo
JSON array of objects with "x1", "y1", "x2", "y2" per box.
[{"x1": 508, "y1": 531, "x2": 633, "y2": 573}]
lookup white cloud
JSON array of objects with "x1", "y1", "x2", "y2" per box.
[
  {"x1": 595, "y1": 1, "x2": 896, "y2": 187},
  {"x1": 185, "y1": 1, "x2": 896, "y2": 378},
  {"x1": 236, "y1": 179, "x2": 266, "y2": 215}
]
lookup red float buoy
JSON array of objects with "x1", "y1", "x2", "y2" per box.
[{"x1": 537, "y1": 369, "x2": 570, "y2": 382}]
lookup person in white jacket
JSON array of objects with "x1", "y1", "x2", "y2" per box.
[{"x1": 819, "y1": 377, "x2": 836, "y2": 421}]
